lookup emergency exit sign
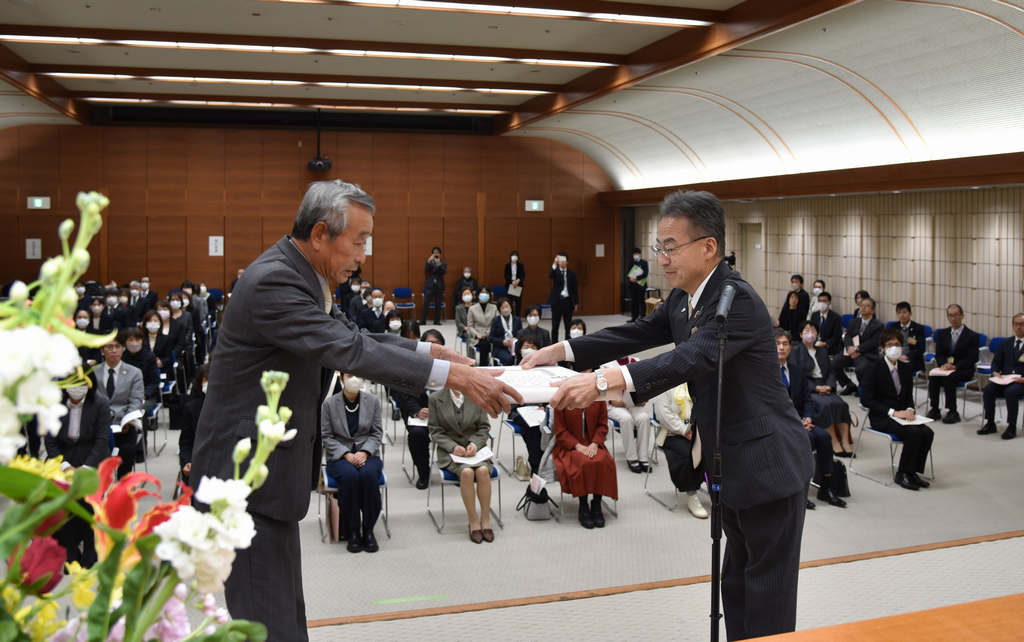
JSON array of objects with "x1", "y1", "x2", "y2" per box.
[
  {"x1": 525, "y1": 200, "x2": 544, "y2": 212},
  {"x1": 27, "y1": 197, "x2": 50, "y2": 210}
]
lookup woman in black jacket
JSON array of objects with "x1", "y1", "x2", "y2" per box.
[
  {"x1": 393, "y1": 332, "x2": 444, "y2": 489},
  {"x1": 179, "y1": 364, "x2": 209, "y2": 488}
]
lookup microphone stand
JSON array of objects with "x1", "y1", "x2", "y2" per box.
[{"x1": 710, "y1": 317, "x2": 726, "y2": 642}]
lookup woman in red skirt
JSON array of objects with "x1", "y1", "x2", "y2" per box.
[{"x1": 553, "y1": 402, "x2": 618, "y2": 528}]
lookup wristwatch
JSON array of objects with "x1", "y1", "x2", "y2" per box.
[{"x1": 595, "y1": 371, "x2": 608, "y2": 397}]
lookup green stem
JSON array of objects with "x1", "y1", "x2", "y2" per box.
[{"x1": 125, "y1": 568, "x2": 177, "y2": 642}]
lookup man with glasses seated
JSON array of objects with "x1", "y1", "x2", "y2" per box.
[
  {"x1": 979, "y1": 313, "x2": 1024, "y2": 440},
  {"x1": 94, "y1": 334, "x2": 145, "y2": 480},
  {"x1": 926, "y1": 304, "x2": 979, "y2": 425}
]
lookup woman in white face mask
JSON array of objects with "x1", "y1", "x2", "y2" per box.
[
  {"x1": 180, "y1": 364, "x2": 210, "y2": 487},
  {"x1": 488, "y1": 297, "x2": 522, "y2": 366},
  {"x1": 455, "y1": 287, "x2": 475, "y2": 342},
  {"x1": 467, "y1": 286, "x2": 497, "y2": 365},
  {"x1": 155, "y1": 299, "x2": 188, "y2": 361},
  {"x1": 380, "y1": 310, "x2": 404, "y2": 335},
  {"x1": 504, "y1": 250, "x2": 525, "y2": 317},
  {"x1": 790, "y1": 320, "x2": 854, "y2": 456},
  {"x1": 143, "y1": 309, "x2": 175, "y2": 376},
  {"x1": 515, "y1": 304, "x2": 552, "y2": 349},
  {"x1": 73, "y1": 309, "x2": 101, "y2": 368},
  {"x1": 322, "y1": 371, "x2": 385, "y2": 552},
  {"x1": 44, "y1": 369, "x2": 110, "y2": 567}
]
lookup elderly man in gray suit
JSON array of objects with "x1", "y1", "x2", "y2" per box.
[
  {"x1": 189, "y1": 180, "x2": 521, "y2": 641},
  {"x1": 523, "y1": 190, "x2": 814, "y2": 641},
  {"x1": 94, "y1": 333, "x2": 145, "y2": 480}
]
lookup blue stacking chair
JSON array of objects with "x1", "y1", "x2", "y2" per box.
[
  {"x1": 426, "y1": 442, "x2": 502, "y2": 534},
  {"x1": 318, "y1": 444, "x2": 390, "y2": 543},
  {"x1": 491, "y1": 285, "x2": 507, "y2": 298},
  {"x1": 841, "y1": 314, "x2": 854, "y2": 329},
  {"x1": 392, "y1": 287, "x2": 416, "y2": 319}
]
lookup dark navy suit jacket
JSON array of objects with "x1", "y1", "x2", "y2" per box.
[
  {"x1": 547, "y1": 267, "x2": 579, "y2": 307},
  {"x1": 992, "y1": 336, "x2": 1024, "y2": 377}
]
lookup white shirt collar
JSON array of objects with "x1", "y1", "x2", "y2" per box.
[
  {"x1": 885, "y1": 356, "x2": 899, "y2": 372},
  {"x1": 450, "y1": 390, "x2": 464, "y2": 409},
  {"x1": 687, "y1": 264, "x2": 718, "y2": 312},
  {"x1": 288, "y1": 238, "x2": 329, "y2": 294}
]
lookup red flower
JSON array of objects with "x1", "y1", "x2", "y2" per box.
[{"x1": 10, "y1": 537, "x2": 66, "y2": 595}]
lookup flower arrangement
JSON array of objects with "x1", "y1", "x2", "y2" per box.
[{"x1": 0, "y1": 192, "x2": 294, "y2": 641}]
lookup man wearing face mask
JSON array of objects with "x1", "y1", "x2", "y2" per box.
[
  {"x1": 455, "y1": 267, "x2": 480, "y2": 314},
  {"x1": 189, "y1": 180, "x2": 519, "y2": 641},
  {"x1": 504, "y1": 251, "x2": 525, "y2": 317},
  {"x1": 420, "y1": 246, "x2": 447, "y2": 326},
  {"x1": 776, "y1": 275, "x2": 809, "y2": 329},
  {"x1": 137, "y1": 276, "x2": 158, "y2": 314},
  {"x1": 547, "y1": 252, "x2": 579, "y2": 343},
  {"x1": 861, "y1": 328, "x2": 934, "y2": 491},
  {"x1": 121, "y1": 327, "x2": 161, "y2": 417},
  {"x1": 810, "y1": 292, "x2": 843, "y2": 356},
  {"x1": 516, "y1": 305, "x2": 552, "y2": 348},
  {"x1": 104, "y1": 288, "x2": 129, "y2": 331},
  {"x1": 348, "y1": 282, "x2": 371, "y2": 322},
  {"x1": 627, "y1": 247, "x2": 649, "y2": 323},
  {"x1": 358, "y1": 288, "x2": 386, "y2": 331}
]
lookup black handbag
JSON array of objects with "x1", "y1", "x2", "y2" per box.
[{"x1": 516, "y1": 486, "x2": 558, "y2": 521}]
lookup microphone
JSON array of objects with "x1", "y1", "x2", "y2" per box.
[{"x1": 715, "y1": 280, "x2": 738, "y2": 324}]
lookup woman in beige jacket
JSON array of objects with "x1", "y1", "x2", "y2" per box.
[{"x1": 466, "y1": 285, "x2": 497, "y2": 365}]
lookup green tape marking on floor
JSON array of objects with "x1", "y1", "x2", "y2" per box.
[{"x1": 372, "y1": 594, "x2": 447, "y2": 605}]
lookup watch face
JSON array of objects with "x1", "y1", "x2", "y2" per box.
[{"x1": 596, "y1": 378, "x2": 608, "y2": 391}]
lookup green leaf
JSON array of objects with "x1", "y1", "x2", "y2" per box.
[
  {"x1": 0, "y1": 468, "x2": 50, "y2": 502},
  {"x1": 120, "y1": 536, "x2": 161, "y2": 637},
  {"x1": 191, "y1": 620, "x2": 268, "y2": 642},
  {"x1": 0, "y1": 617, "x2": 30, "y2": 642},
  {"x1": 87, "y1": 530, "x2": 127, "y2": 642}
]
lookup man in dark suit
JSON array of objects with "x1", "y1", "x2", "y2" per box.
[
  {"x1": 230, "y1": 267, "x2": 245, "y2": 293},
  {"x1": 420, "y1": 246, "x2": 447, "y2": 325},
  {"x1": 627, "y1": 246, "x2": 649, "y2": 322},
  {"x1": 861, "y1": 327, "x2": 935, "y2": 490},
  {"x1": 190, "y1": 180, "x2": 520, "y2": 641},
  {"x1": 357, "y1": 288, "x2": 385, "y2": 330},
  {"x1": 926, "y1": 304, "x2": 979, "y2": 424},
  {"x1": 547, "y1": 252, "x2": 578, "y2": 343},
  {"x1": 810, "y1": 292, "x2": 843, "y2": 356},
  {"x1": 894, "y1": 301, "x2": 927, "y2": 373},
  {"x1": 137, "y1": 275, "x2": 158, "y2": 314},
  {"x1": 979, "y1": 313, "x2": 1024, "y2": 439},
  {"x1": 832, "y1": 297, "x2": 883, "y2": 395},
  {"x1": 523, "y1": 190, "x2": 814, "y2": 641},
  {"x1": 776, "y1": 329, "x2": 846, "y2": 509}
]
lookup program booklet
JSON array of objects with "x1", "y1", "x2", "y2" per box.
[{"x1": 481, "y1": 365, "x2": 623, "y2": 404}]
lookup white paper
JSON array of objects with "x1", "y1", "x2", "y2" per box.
[
  {"x1": 112, "y1": 409, "x2": 144, "y2": 433},
  {"x1": 989, "y1": 375, "x2": 1022, "y2": 385},
  {"x1": 928, "y1": 368, "x2": 953, "y2": 377},
  {"x1": 507, "y1": 285, "x2": 523, "y2": 297},
  {"x1": 627, "y1": 265, "x2": 643, "y2": 279},
  {"x1": 407, "y1": 416, "x2": 428, "y2": 427},
  {"x1": 482, "y1": 366, "x2": 623, "y2": 405},
  {"x1": 449, "y1": 445, "x2": 494, "y2": 466},
  {"x1": 516, "y1": 406, "x2": 547, "y2": 428},
  {"x1": 893, "y1": 414, "x2": 935, "y2": 426}
]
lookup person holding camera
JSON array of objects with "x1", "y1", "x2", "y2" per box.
[{"x1": 421, "y1": 246, "x2": 447, "y2": 326}]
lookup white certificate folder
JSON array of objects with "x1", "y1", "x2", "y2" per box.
[{"x1": 481, "y1": 366, "x2": 622, "y2": 404}]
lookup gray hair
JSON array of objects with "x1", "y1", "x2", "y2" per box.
[
  {"x1": 659, "y1": 190, "x2": 726, "y2": 259},
  {"x1": 292, "y1": 180, "x2": 376, "y2": 241}
]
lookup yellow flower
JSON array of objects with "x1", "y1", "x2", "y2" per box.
[
  {"x1": 25, "y1": 601, "x2": 65, "y2": 642},
  {"x1": 65, "y1": 562, "x2": 97, "y2": 610},
  {"x1": 3, "y1": 585, "x2": 21, "y2": 613},
  {"x1": 112, "y1": 572, "x2": 126, "y2": 604},
  {"x1": 8, "y1": 455, "x2": 71, "y2": 484}
]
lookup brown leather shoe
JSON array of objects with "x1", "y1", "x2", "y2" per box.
[
  {"x1": 481, "y1": 528, "x2": 494, "y2": 543},
  {"x1": 469, "y1": 527, "x2": 484, "y2": 544}
]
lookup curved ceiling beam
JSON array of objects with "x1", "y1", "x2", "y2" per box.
[
  {"x1": 738, "y1": 48, "x2": 930, "y2": 157},
  {"x1": 522, "y1": 126, "x2": 644, "y2": 180},
  {"x1": 719, "y1": 53, "x2": 915, "y2": 161},
  {"x1": 569, "y1": 109, "x2": 708, "y2": 176},
  {"x1": 0, "y1": 44, "x2": 84, "y2": 123},
  {"x1": 885, "y1": 0, "x2": 1024, "y2": 38}
]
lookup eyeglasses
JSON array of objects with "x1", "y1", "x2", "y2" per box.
[{"x1": 650, "y1": 236, "x2": 711, "y2": 258}]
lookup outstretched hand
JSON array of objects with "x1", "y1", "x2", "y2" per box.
[
  {"x1": 519, "y1": 343, "x2": 565, "y2": 370},
  {"x1": 430, "y1": 342, "x2": 474, "y2": 366},
  {"x1": 448, "y1": 364, "x2": 523, "y2": 417}
]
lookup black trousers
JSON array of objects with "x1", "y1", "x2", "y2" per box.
[
  {"x1": 476, "y1": 340, "x2": 492, "y2": 366},
  {"x1": 225, "y1": 512, "x2": 308, "y2": 642},
  {"x1": 510, "y1": 411, "x2": 543, "y2": 475},
  {"x1": 806, "y1": 426, "x2": 833, "y2": 476},
  {"x1": 869, "y1": 415, "x2": 934, "y2": 475},
  {"x1": 326, "y1": 456, "x2": 383, "y2": 534},
  {"x1": 984, "y1": 382, "x2": 1024, "y2": 427},
  {"x1": 508, "y1": 293, "x2": 522, "y2": 317},
  {"x1": 927, "y1": 368, "x2": 975, "y2": 411},
  {"x1": 421, "y1": 286, "x2": 444, "y2": 323},
  {"x1": 406, "y1": 423, "x2": 431, "y2": 481},
  {"x1": 832, "y1": 353, "x2": 872, "y2": 388},
  {"x1": 550, "y1": 298, "x2": 574, "y2": 343},
  {"x1": 492, "y1": 345, "x2": 515, "y2": 366},
  {"x1": 628, "y1": 281, "x2": 646, "y2": 321},
  {"x1": 721, "y1": 488, "x2": 807, "y2": 641},
  {"x1": 661, "y1": 435, "x2": 704, "y2": 492},
  {"x1": 55, "y1": 500, "x2": 97, "y2": 568},
  {"x1": 114, "y1": 426, "x2": 137, "y2": 479}
]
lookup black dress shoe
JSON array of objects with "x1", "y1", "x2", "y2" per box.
[
  {"x1": 1002, "y1": 426, "x2": 1017, "y2": 440},
  {"x1": 816, "y1": 487, "x2": 847, "y2": 507},
  {"x1": 895, "y1": 472, "x2": 920, "y2": 491},
  {"x1": 433, "y1": 322, "x2": 442, "y2": 326},
  {"x1": 579, "y1": 502, "x2": 595, "y2": 529},
  {"x1": 925, "y1": 408, "x2": 942, "y2": 421},
  {"x1": 415, "y1": 476, "x2": 429, "y2": 490},
  {"x1": 839, "y1": 386, "x2": 857, "y2": 397},
  {"x1": 362, "y1": 529, "x2": 379, "y2": 553},
  {"x1": 909, "y1": 473, "x2": 930, "y2": 488},
  {"x1": 805, "y1": 500, "x2": 816, "y2": 510},
  {"x1": 347, "y1": 529, "x2": 363, "y2": 553},
  {"x1": 834, "y1": 450, "x2": 852, "y2": 458},
  {"x1": 638, "y1": 462, "x2": 651, "y2": 473},
  {"x1": 942, "y1": 410, "x2": 961, "y2": 424},
  {"x1": 978, "y1": 422, "x2": 997, "y2": 435},
  {"x1": 590, "y1": 497, "x2": 605, "y2": 528},
  {"x1": 627, "y1": 461, "x2": 642, "y2": 474}
]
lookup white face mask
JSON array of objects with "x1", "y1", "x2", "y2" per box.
[
  {"x1": 500, "y1": 308, "x2": 511, "y2": 317},
  {"x1": 140, "y1": 282, "x2": 150, "y2": 291},
  {"x1": 130, "y1": 289, "x2": 139, "y2": 297},
  {"x1": 388, "y1": 320, "x2": 402, "y2": 331},
  {"x1": 181, "y1": 298, "x2": 189, "y2": 308},
  {"x1": 463, "y1": 272, "x2": 471, "y2": 279},
  {"x1": 75, "y1": 286, "x2": 86, "y2": 295},
  {"x1": 199, "y1": 286, "x2": 207, "y2": 294},
  {"x1": 157, "y1": 310, "x2": 170, "y2": 321},
  {"x1": 802, "y1": 332, "x2": 817, "y2": 344},
  {"x1": 569, "y1": 328, "x2": 584, "y2": 339},
  {"x1": 68, "y1": 386, "x2": 89, "y2": 401},
  {"x1": 343, "y1": 376, "x2": 363, "y2": 394},
  {"x1": 478, "y1": 293, "x2": 490, "y2": 303},
  {"x1": 119, "y1": 296, "x2": 128, "y2": 304},
  {"x1": 372, "y1": 297, "x2": 383, "y2": 309},
  {"x1": 106, "y1": 297, "x2": 117, "y2": 307},
  {"x1": 169, "y1": 300, "x2": 181, "y2": 310},
  {"x1": 126, "y1": 342, "x2": 142, "y2": 354},
  {"x1": 812, "y1": 287, "x2": 823, "y2": 296},
  {"x1": 527, "y1": 316, "x2": 539, "y2": 326},
  {"x1": 510, "y1": 256, "x2": 517, "y2": 263},
  {"x1": 463, "y1": 294, "x2": 473, "y2": 303},
  {"x1": 885, "y1": 346, "x2": 903, "y2": 361},
  {"x1": 791, "y1": 282, "x2": 800, "y2": 291},
  {"x1": 820, "y1": 302, "x2": 829, "y2": 311},
  {"x1": 521, "y1": 348, "x2": 536, "y2": 356},
  {"x1": 633, "y1": 254, "x2": 640, "y2": 261},
  {"x1": 202, "y1": 381, "x2": 208, "y2": 394},
  {"x1": 351, "y1": 284, "x2": 360, "y2": 292},
  {"x1": 146, "y1": 322, "x2": 161, "y2": 332},
  {"x1": 91, "y1": 306, "x2": 103, "y2": 315},
  {"x1": 75, "y1": 318, "x2": 90, "y2": 329}
]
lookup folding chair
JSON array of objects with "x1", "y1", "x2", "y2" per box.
[
  {"x1": 401, "y1": 417, "x2": 427, "y2": 484},
  {"x1": 849, "y1": 423, "x2": 934, "y2": 486},
  {"x1": 317, "y1": 445, "x2": 391, "y2": 543},
  {"x1": 392, "y1": 287, "x2": 416, "y2": 320},
  {"x1": 494, "y1": 411, "x2": 529, "y2": 480},
  {"x1": 643, "y1": 442, "x2": 678, "y2": 511},
  {"x1": 426, "y1": 443, "x2": 502, "y2": 534},
  {"x1": 141, "y1": 401, "x2": 162, "y2": 460}
]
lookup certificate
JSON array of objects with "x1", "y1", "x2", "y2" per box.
[{"x1": 481, "y1": 366, "x2": 623, "y2": 404}]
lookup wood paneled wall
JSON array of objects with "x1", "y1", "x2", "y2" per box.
[{"x1": 0, "y1": 125, "x2": 618, "y2": 317}]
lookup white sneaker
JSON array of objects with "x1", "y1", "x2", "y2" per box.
[{"x1": 687, "y1": 494, "x2": 708, "y2": 519}]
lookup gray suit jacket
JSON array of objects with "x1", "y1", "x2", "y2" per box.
[
  {"x1": 321, "y1": 390, "x2": 383, "y2": 462},
  {"x1": 567, "y1": 261, "x2": 814, "y2": 510},
  {"x1": 95, "y1": 361, "x2": 144, "y2": 425},
  {"x1": 190, "y1": 236, "x2": 435, "y2": 522},
  {"x1": 427, "y1": 390, "x2": 491, "y2": 471}
]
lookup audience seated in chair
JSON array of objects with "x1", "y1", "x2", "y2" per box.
[
  {"x1": 778, "y1": 291, "x2": 805, "y2": 333},
  {"x1": 358, "y1": 288, "x2": 386, "y2": 330},
  {"x1": 832, "y1": 297, "x2": 883, "y2": 395},
  {"x1": 155, "y1": 299, "x2": 188, "y2": 359},
  {"x1": 810, "y1": 291, "x2": 843, "y2": 357},
  {"x1": 94, "y1": 333, "x2": 145, "y2": 480},
  {"x1": 179, "y1": 364, "x2": 208, "y2": 489},
  {"x1": 489, "y1": 297, "x2": 522, "y2": 366},
  {"x1": 894, "y1": 301, "x2": 927, "y2": 374},
  {"x1": 323, "y1": 372, "x2": 384, "y2": 553},
  {"x1": 807, "y1": 280, "x2": 827, "y2": 317},
  {"x1": 44, "y1": 369, "x2": 111, "y2": 569},
  {"x1": 400, "y1": 319, "x2": 421, "y2": 342},
  {"x1": 428, "y1": 389, "x2": 496, "y2": 544},
  {"x1": 121, "y1": 327, "x2": 161, "y2": 417},
  {"x1": 979, "y1": 313, "x2": 1024, "y2": 440},
  {"x1": 394, "y1": 330, "x2": 445, "y2": 489},
  {"x1": 453, "y1": 267, "x2": 479, "y2": 315},
  {"x1": 88, "y1": 296, "x2": 113, "y2": 335},
  {"x1": 552, "y1": 399, "x2": 618, "y2": 529},
  {"x1": 603, "y1": 357, "x2": 652, "y2": 474},
  {"x1": 137, "y1": 275, "x2": 158, "y2": 314},
  {"x1": 861, "y1": 328, "x2": 935, "y2": 491},
  {"x1": 142, "y1": 310, "x2": 175, "y2": 379},
  {"x1": 517, "y1": 305, "x2": 552, "y2": 348},
  {"x1": 455, "y1": 287, "x2": 474, "y2": 342},
  {"x1": 852, "y1": 290, "x2": 870, "y2": 321},
  {"x1": 467, "y1": 286, "x2": 497, "y2": 365},
  {"x1": 105, "y1": 287, "x2": 130, "y2": 330},
  {"x1": 348, "y1": 282, "x2": 372, "y2": 323},
  {"x1": 375, "y1": 307, "x2": 401, "y2": 335},
  {"x1": 339, "y1": 277, "x2": 362, "y2": 318},
  {"x1": 74, "y1": 309, "x2": 101, "y2": 368},
  {"x1": 926, "y1": 304, "x2": 979, "y2": 425},
  {"x1": 793, "y1": 321, "x2": 854, "y2": 457},
  {"x1": 776, "y1": 329, "x2": 846, "y2": 508},
  {"x1": 777, "y1": 274, "x2": 809, "y2": 330},
  {"x1": 651, "y1": 383, "x2": 707, "y2": 518}
]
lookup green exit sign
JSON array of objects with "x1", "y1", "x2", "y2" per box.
[
  {"x1": 525, "y1": 200, "x2": 544, "y2": 212},
  {"x1": 27, "y1": 197, "x2": 51, "y2": 210}
]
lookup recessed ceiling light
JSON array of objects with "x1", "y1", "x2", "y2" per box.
[
  {"x1": 530, "y1": 69, "x2": 540, "y2": 73},
  {"x1": 488, "y1": 25, "x2": 498, "y2": 29},
  {"x1": 67, "y1": 49, "x2": 81, "y2": 54},
  {"x1": 252, "y1": 12, "x2": 261, "y2": 16},
  {"x1": 150, "y1": 6, "x2": 160, "y2": 11}
]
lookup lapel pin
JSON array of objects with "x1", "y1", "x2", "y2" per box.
[
  {"x1": 694, "y1": 307, "x2": 702, "y2": 319},
  {"x1": 691, "y1": 327, "x2": 698, "y2": 335}
]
